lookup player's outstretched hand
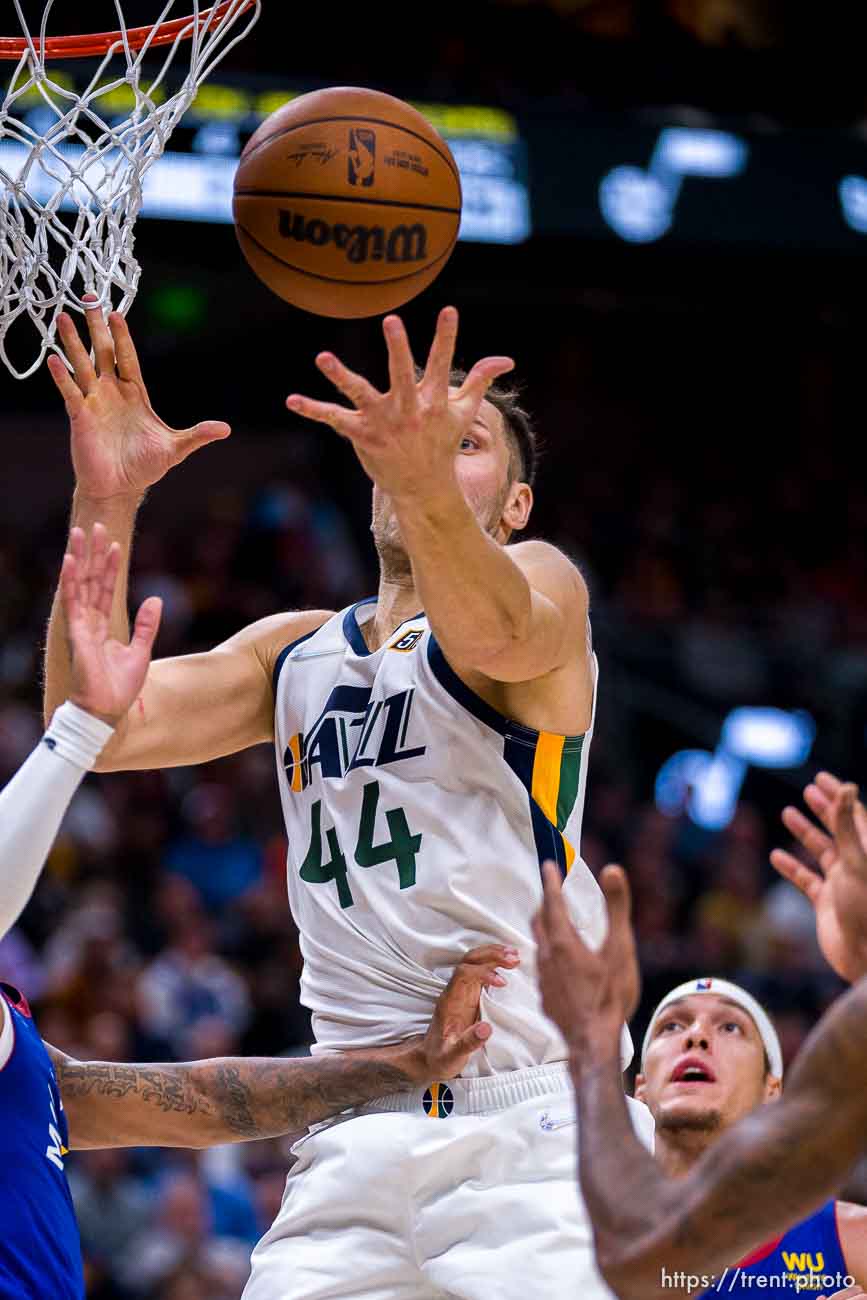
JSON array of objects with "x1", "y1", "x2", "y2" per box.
[
  {"x1": 408, "y1": 943, "x2": 520, "y2": 1080},
  {"x1": 771, "y1": 773, "x2": 867, "y2": 984},
  {"x1": 286, "y1": 306, "x2": 514, "y2": 500},
  {"x1": 532, "y1": 861, "x2": 639, "y2": 1061},
  {"x1": 47, "y1": 297, "x2": 230, "y2": 502},
  {"x1": 817, "y1": 1287, "x2": 866, "y2": 1300},
  {"x1": 61, "y1": 523, "x2": 162, "y2": 727}
]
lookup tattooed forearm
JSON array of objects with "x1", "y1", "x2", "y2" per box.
[
  {"x1": 46, "y1": 1043, "x2": 417, "y2": 1150},
  {"x1": 573, "y1": 981, "x2": 867, "y2": 1298},
  {"x1": 53, "y1": 1058, "x2": 209, "y2": 1116},
  {"x1": 199, "y1": 1055, "x2": 414, "y2": 1141}
]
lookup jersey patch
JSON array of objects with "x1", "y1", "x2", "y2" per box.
[{"x1": 389, "y1": 629, "x2": 425, "y2": 653}]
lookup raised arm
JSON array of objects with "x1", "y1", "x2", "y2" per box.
[
  {"x1": 49, "y1": 944, "x2": 519, "y2": 1149},
  {"x1": 84, "y1": 608, "x2": 330, "y2": 773},
  {"x1": 533, "y1": 861, "x2": 867, "y2": 1299},
  {"x1": 42, "y1": 301, "x2": 330, "y2": 771},
  {"x1": 0, "y1": 524, "x2": 161, "y2": 948},
  {"x1": 285, "y1": 307, "x2": 589, "y2": 686}
]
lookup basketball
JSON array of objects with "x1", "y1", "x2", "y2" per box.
[{"x1": 232, "y1": 86, "x2": 463, "y2": 318}]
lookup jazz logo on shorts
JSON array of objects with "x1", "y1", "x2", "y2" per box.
[
  {"x1": 423, "y1": 1083, "x2": 454, "y2": 1118},
  {"x1": 348, "y1": 128, "x2": 376, "y2": 187}
]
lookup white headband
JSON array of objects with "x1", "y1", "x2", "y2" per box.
[{"x1": 640, "y1": 977, "x2": 783, "y2": 1079}]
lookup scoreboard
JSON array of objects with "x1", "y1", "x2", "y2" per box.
[{"x1": 1, "y1": 74, "x2": 531, "y2": 245}]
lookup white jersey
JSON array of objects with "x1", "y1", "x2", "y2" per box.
[{"x1": 274, "y1": 598, "x2": 632, "y2": 1075}]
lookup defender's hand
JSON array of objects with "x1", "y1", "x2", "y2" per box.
[
  {"x1": 47, "y1": 299, "x2": 230, "y2": 503},
  {"x1": 532, "y1": 862, "x2": 639, "y2": 1060},
  {"x1": 61, "y1": 523, "x2": 162, "y2": 726},
  {"x1": 397, "y1": 943, "x2": 520, "y2": 1083},
  {"x1": 771, "y1": 773, "x2": 867, "y2": 983},
  {"x1": 286, "y1": 306, "x2": 514, "y2": 501}
]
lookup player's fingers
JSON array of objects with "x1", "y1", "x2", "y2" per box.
[
  {"x1": 445, "y1": 1020, "x2": 493, "y2": 1062},
  {"x1": 831, "y1": 785, "x2": 867, "y2": 872},
  {"x1": 854, "y1": 800, "x2": 867, "y2": 846},
  {"x1": 540, "y1": 859, "x2": 584, "y2": 958},
  {"x1": 770, "y1": 848, "x2": 823, "y2": 902},
  {"x1": 814, "y1": 771, "x2": 844, "y2": 798},
  {"x1": 457, "y1": 944, "x2": 520, "y2": 969},
  {"x1": 781, "y1": 805, "x2": 833, "y2": 868},
  {"x1": 382, "y1": 315, "x2": 418, "y2": 401},
  {"x1": 56, "y1": 312, "x2": 97, "y2": 393},
  {"x1": 84, "y1": 522, "x2": 109, "y2": 610},
  {"x1": 130, "y1": 595, "x2": 163, "y2": 656},
  {"x1": 599, "y1": 864, "x2": 632, "y2": 944},
  {"x1": 109, "y1": 311, "x2": 145, "y2": 387},
  {"x1": 316, "y1": 352, "x2": 381, "y2": 410},
  {"x1": 59, "y1": 552, "x2": 81, "y2": 625},
  {"x1": 804, "y1": 782, "x2": 835, "y2": 833},
  {"x1": 174, "y1": 419, "x2": 232, "y2": 465},
  {"x1": 68, "y1": 525, "x2": 87, "y2": 565},
  {"x1": 83, "y1": 295, "x2": 116, "y2": 377},
  {"x1": 421, "y1": 305, "x2": 459, "y2": 399},
  {"x1": 455, "y1": 356, "x2": 515, "y2": 415},
  {"x1": 46, "y1": 353, "x2": 86, "y2": 417},
  {"x1": 530, "y1": 908, "x2": 550, "y2": 965},
  {"x1": 96, "y1": 542, "x2": 121, "y2": 619},
  {"x1": 286, "y1": 393, "x2": 360, "y2": 438}
]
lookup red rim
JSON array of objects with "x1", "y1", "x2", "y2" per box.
[{"x1": 0, "y1": 1, "x2": 255, "y2": 60}]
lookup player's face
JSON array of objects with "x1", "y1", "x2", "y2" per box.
[
  {"x1": 635, "y1": 995, "x2": 781, "y2": 1136},
  {"x1": 371, "y1": 397, "x2": 533, "y2": 571}
]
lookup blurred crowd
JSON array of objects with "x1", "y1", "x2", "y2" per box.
[
  {"x1": 0, "y1": 402, "x2": 864, "y2": 1293},
  {"x1": 237, "y1": 0, "x2": 867, "y2": 124}
]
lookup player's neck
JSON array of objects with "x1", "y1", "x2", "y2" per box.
[
  {"x1": 364, "y1": 575, "x2": 422, "y2": 653},
  {"x1": 654, "y1": 1127, "x2": 716, "y2": 1179}
]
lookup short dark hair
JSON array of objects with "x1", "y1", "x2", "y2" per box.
[
  {"x1": 485, "y1": 381, "x2": 539, "y2": 489},
  {"x1": 448, "y1": 368, "x2": 539, "y2": 488}
]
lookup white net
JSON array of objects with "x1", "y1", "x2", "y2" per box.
[{"x1": 0, "y1": 0, "x2": 260, "y2": 378}]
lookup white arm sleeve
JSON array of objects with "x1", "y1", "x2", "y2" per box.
[{"x1": 0, "y1": 702, "x2": 114, "y2": 944}]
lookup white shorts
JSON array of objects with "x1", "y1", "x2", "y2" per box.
[{"x1": 242, "y1": 1062, "x2": 655, "y2": 1300}]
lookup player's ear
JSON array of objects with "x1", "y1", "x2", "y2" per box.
[
  {"x1": 634, "y1": 1072, "x2": 648, "y2": 1103},
  {"x1": 502, "y1": 481, "x2": 532, "y2": 535}
]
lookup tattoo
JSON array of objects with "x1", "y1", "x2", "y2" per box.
[
  {"x1": 199, "y1": 1056, "x2": 414, "y2": 1140},
  {"x1": 47, "y1": 1044, "x2": 415, "y2": 1148}
]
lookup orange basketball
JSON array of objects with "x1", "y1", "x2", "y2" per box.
[{"x1": 232, "y1": 86, "x2": 462, "y2": 319}]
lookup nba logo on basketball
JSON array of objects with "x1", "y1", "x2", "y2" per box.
[
  {"x1": 423, "y1": 1084, "x2": 454, "y2": 1118},
  {"x1": 348, "y1": 128, "x2": 376, "y2": 187}
]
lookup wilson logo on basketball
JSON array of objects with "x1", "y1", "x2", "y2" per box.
[
  {"x1": 278, "y1": 210, "x2": 428, "y2": 266},
  {"x1": 347, "y1": 127, "x2": 376, "y2": 187}
]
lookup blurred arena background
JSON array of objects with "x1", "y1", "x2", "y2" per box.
[{"x1": 1, "y1": 2, "x2": 866, "y2": 1295}]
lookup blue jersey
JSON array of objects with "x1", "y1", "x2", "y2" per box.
[
  {"x1": 700, "y1": 1200, "x2": 849, "y2": 1295},
  {"x1": 0, "y1": 985, "x2": 84, "y2": 1299}
]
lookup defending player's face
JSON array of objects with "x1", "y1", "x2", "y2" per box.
[
  {"x1": 635, "y1": 995, "x2": 781, "y2": 1135},
  {"x1": 371, "y1": 396, "x2": 531, "y2": 566}
]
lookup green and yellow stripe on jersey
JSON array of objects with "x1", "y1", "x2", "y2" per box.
[
  {"x1": 503, "y1": 727, "x2": 584, "y2": 875},
  {"x1": 426, "y1": 635, "x2": 588, "y2": 877}
]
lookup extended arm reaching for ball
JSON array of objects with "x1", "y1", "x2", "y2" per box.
[
  {"x1": 286, "y1": 307, "x2": 591, "y2": 709},
  {"x1": 43, "y1": 302, "x2": 330, "y2": 772}
]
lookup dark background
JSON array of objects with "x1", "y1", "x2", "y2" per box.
[{"x1": 1, "y1": 3, "x2": 866, "y2": 1296}]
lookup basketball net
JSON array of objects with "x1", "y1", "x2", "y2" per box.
[{"x1": 0, "y1": 1, "x2": 260, "y2": 379}]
